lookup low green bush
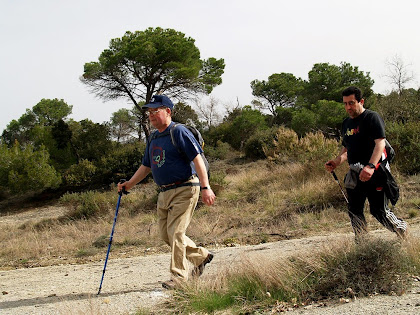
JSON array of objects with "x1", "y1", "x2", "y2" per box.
[
  {"x1": 63, "y1": 159, "x2": 97, "y2": 187},
  {"x1": 59, "y1": 183, "x2": 158, "y2": 220},
  {"x1": 0, "y1": 142, "x2": 61, "y2": 195},
  {"x1": 306, "y1": 238, "x2": 412, "y2": 299},
  {"x1": 60, "y1": 190, "x2": 113, "y2": 219},
  {"x1": 262, "y1": 127, "x2": 339, "y2": 172},
  {"x1": 387, "y1": 121, "x2": 420, "y2": 174},
  {"x1": 296, "y1": 131, "x2": 340, "y2": 172},
  {"x1": 263, "y1": 126, "x2": 299, "y2": 162},
  {"x1": 291, "y1": 108, "x2": 317, "y2": 136},
  {"x1": 244, "y1": 127, "x2": 279, "y2": 159},
  {"x1": 97, "y1": 141, "x2": 144, "y2": 183},
  {"x1": 204, "y1": 140, "x2": 232, "y2": 160}
]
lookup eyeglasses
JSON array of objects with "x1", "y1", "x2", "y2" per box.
[
  {"x1": 145, "y1": 107, "x2": 166, "y2": 116},
  {"x1": 344, "y1": 101, "x2": 357, "y2": 106}
]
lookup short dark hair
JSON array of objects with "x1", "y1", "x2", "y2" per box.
[{"x1": 342, "y1": 86, "x2": 363, "y2": 102}]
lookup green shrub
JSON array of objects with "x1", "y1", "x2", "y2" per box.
[
  {"x1": 291, "y1": 108, "x2": 317, "y2": 136},
  {"x1": 264, "y1": 127, "x2": 339, "y2": 170},
  {"x1": 306, "y1": 238, "x2": 412, "y2": 299},
  {"x1": 97, "y1": 141, "x2": 144, "y2": 183},
  {"x1": 75, "y1": 248, "x2": 97, "y2": 257},
  {"x1": 70, "y1": 119, "x2": 113, "y2": 162},
  {"x1": 244, "y1": 127, "x2": 279, "y2": 159},
  {"x1": 204, "y1": 140, "x2": 232, "y2": 160},
  {"x1": 376, "y1": 89, "x2": 420, "y2": 124},
  {"x1": 0, "y1": 142, "x2": 61, "y2": 195},
  {"x1": 62, "y1": 142, "x2": 144, "y2": 189},
  {"x1": 63, "y1": 159, "x2": 97, "y2": 186},
  {"x1": 60, "y1": 190, "x2": 112, "y2": 219},
  {"x1": 264, "y1": 126, "x2": 299, "y2": 162},
  {"x1": 215, "y1": 106, "x2": 269, "y2": 150},
  {"x1": 273, "y1": 106, "x2": 295, "y2": 127},
  {"x1": 208, "y1": 169, "x2": 228, "y2": 192},
  {"x1": 295, "y1": 131, "x2": 340, "y2": 172},
  {"x1": 310, "y1": 100, "x2": 347, "y2": 137},
  {"x1": 59, "y1": 183, "x2": 158, "y2": 220},
  {"x1": 92, "y1": 235, "x2": 109, "y2": 248},
  {"x1": 386, "y1": 121, "x2": 420, "y2": 174}
]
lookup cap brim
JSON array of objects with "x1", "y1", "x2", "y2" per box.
[{"x1": 142, "y1": 103, "x2": 162, "y2": 109}]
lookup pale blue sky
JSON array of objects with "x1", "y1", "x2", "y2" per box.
[{"x1": 1, "y1": 0, "x2": 419, "y2": 132}]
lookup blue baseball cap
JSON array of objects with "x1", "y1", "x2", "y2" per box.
[{"x1": 143, "y1": 95, "x2": 174, "y2": 110}]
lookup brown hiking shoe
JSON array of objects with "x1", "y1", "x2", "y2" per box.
[{"x1": 192, "y1": 252, "x2": 214, "y2": 277}]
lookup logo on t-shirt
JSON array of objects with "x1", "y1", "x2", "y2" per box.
[
  {"x1": 152, "y1": 145, "x2": 165, "y2": 168},
  {"x1": 345, "y1": 126, "x2": 360, "y2": 136}
]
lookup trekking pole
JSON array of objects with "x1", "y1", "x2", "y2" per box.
[
  {"x1": 97, "y1": 179, "x2": 128, "y2": 295},
  {"x1": 331, "y1": 171, "x2": 349, "y2": 204}
]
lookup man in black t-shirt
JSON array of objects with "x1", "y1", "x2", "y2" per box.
[{"x1": 325, "y1": 86, "x2": 407, "y2": 240}]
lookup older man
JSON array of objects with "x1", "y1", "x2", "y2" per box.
[{"x1": 119, "y1": 95, "x2": 215, "y2": 289}]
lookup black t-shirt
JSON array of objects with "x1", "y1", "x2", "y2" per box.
[{"x1": 341, "y1": 109, "x2": 386, "y2": 165}]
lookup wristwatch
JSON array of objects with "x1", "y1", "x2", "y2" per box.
[
  {"x1": 367, "y1": 163, "x2": 376, "y2": 169},
  {"x1": 200, "y1": 186, "x2": 211, "y2": 191}
]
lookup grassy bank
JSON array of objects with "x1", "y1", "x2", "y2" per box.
[{"x1": 167, "y1": 237, "x2": 420, "y2": 314}]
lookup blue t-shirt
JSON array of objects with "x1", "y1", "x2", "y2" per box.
[{"x1": 142, "y1": 122, "x2": 203, "y2": 186}]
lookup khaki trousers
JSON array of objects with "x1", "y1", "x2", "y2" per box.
[{"x1": 157, "y1": 178, "x2": 209, "y2": 280}]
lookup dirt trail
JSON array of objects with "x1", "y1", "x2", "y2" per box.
[
  {"x1": 0, "y1": 206, "x2": 68, "y2": 225},
  {"x1": 0, "y1": 211, "x2": 419, "y2": 314}
]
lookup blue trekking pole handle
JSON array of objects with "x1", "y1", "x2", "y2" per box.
[{"x1": 97, "y1": 180, "x2": 128, "y2": 295}]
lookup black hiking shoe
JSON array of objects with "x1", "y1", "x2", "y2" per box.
[
  {"x1": 396, "y1": 227, "x2": 409, "y2": 241},
  {"x1": 161, "y1": 279, "x2": 181, "y2": 290},
  {"x1": 192, "y1": 252, "x2": 214, "y2": 277}
]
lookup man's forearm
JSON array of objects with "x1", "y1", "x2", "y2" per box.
[
  {"x1": 127, "y1": 165, "x2": 151, "y2": 188},
  {"x1": 334, "y1": 147, "x2": 348, "y2": 166},
  {"x1": 369, "y1": 138, "x2": 386, "y2": 166},
  {"x1": 193, "y1": 154, "x2": 209, "y2": 188}
]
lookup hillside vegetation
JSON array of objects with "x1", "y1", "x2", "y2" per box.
[{"x1": 1, "y1": 145, "x2": 418, "y2": 270}]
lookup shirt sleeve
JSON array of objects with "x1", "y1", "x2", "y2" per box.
[
  {"x1": 341, "y1": 118, "x2": 348, "y2": 147},
  {"x1": 142, "y1": 139, "x2": 151, "y2": 167},
  {"x1": 368, "y1": 112, "x2": 386, "y2": 141}
]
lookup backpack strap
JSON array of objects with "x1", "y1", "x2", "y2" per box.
[
  {"x1": 147, "y1": 126, "x2": 172, "y2": 146},
  {"x1": 169, "y1": 123, "x2": 182, "y2": 154},
  {"x1": 151, "y1": 129, "x2": 170, "y2": 140},
  {"x1": 147, "y1": 124, "x2": 184, "y2": 156}
]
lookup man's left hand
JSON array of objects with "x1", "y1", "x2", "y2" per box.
[
  {"x1": 201, "y1": 188, "x2": 216, "y2": 206},
  {"x1": 359, "y1": 166, "x2": 375, "y2": 182}
]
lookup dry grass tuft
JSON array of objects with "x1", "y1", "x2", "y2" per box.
[{"x1": 173, "y1": 236, "x2": 418, "y2": 314}]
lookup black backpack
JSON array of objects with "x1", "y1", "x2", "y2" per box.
[
  {"x1": 378, "y1": 139, "x2": 398, "y2": 205},
  {"x1": 376, "y1": 162, "x2": 399, "y2": 206},
  {"x1": 149, "y1": 123, "x2": 210, "y2": 178}
]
